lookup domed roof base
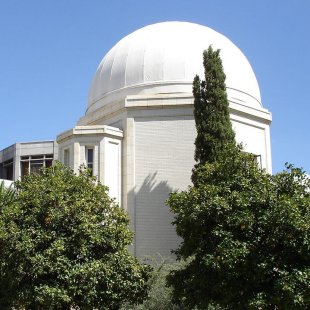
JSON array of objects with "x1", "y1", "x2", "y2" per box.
[{"x1": 87, "y1": 22, "x2": 262, "y2": 115}]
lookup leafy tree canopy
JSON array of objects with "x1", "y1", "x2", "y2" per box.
[
  {"x1": 167, "y1": 46, "x2": 309, "y2": 309},
  {"x1": 121, "y1": 256, "x2": 184, "y2": 310},
  {"x1": 0, "y1": 163, "x2": 150, "y2": 310},
  {"x1": 168, "y1": 145, "x2": 310, "y2": 309},
  {"x1": 0, "y1": 181, "x2": 15, "y2": 209}
]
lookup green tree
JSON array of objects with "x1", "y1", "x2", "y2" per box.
[
  {"x1": 121, "y1": 257, "x2": 184, "y2": 310},
  {"x1": 167, "y1": 47, "x2": 310, "y2": 309},
  {"x1": 0, "y1": 163, "x2": 150, "y2": 310},
  {"x1": 0, "y1": 181, "x2": 17, "y2": 309},
  {"x1": 167, "y1": 147, "x2": 309, "y2": 309},
  {"x1": 193, "y1": 46, "x2": 235, "y2": 167},
  {"x1": 0, "y1": 181, "x2": 15, "y2": 208}
]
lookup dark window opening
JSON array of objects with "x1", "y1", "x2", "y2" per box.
[
  {"x1": 64, "y1": 149, "x2": 70, "y2": 167},
  {"x1": 2, "y1": 159, "x2": 14, "y2": 181},
  {"x1": 86, "y1": 148, "x2": 94, "y2": 176},
  {"x1": 20, "y1": 154, "x2": 53, "y2": 177}
]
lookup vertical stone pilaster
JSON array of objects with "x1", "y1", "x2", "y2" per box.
[
  {"x1": 98, "y1": 139, "x2": 105, "y2": 184},
  {"x1": 14, "y1": 143, "x2": 20, "y2": 180},
  {"x1": 123, "y1": 116, "x2": 136, "y2": 254},
  {"x1": 73, "y1": 142, "x2": 80, "y2": 174},
  {"x1": 93, "y1": 144, "x2": 99, "y2": 178},
  {"x1": 265, "y1": 125, "x2": 272, "y2": 174}
]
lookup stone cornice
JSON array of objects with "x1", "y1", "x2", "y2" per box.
[
  {"x1": 77, "y1": 93, "x2": 271, "y2": 125},
  {"x1": 57, "y1": 125, "x2": 123, "y2": 143}
]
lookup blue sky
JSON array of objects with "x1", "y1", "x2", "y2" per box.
[{"x1": 0, "y1": 0, "x2": 309, "y2": 174}]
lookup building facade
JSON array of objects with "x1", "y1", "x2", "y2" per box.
[
  {"x1": 0, "y1": 22, "x2": 272, "y2": 258},
  {"x1": 0, "y1": 141, "x2": 57, "y2": 181}
]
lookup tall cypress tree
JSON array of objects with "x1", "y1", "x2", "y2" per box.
[
  {"x1": 168, "y1": 46, "x2": 309, "y2": 309},
  {"x1": 193, "y1": 46, "x2": 235, "y2": 165}
]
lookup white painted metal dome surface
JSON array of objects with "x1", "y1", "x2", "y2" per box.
[{"x1": 87, "y1": 21, "x2": 261, "y2": 114}]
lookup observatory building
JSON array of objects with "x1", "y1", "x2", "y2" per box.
[{"x1": 0, "y1": 22, "x2": 272, "y2": 258}]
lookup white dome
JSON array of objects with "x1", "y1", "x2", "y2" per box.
[{"x1": 87, "y1": 21, "x2": 261, "y2": 114}]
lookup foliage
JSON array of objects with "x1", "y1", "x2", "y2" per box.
[
  {"x1": 0, "y1": 180, "x2": 16, "y2": 208},
  {"x1": 0, "y1": 163, "x2": 150, "y2": 310},
  {"x1": 0, "y1": 181, "x2": 17, "y2": 309},
  {"x1": 167, "y1": 145, "x2": 310, "y2": 309},
  {"x1": 121, "y1": 256, "x2": 184, "y2": 310},
  {"x1": 193, "y1": 46, "x2": 235, "y2": 167},
  {"x1": 168, "y1": 46, "x2": 309, "y2": 308},
  {"x1": 121, "y1": 256, "x2": 222, "y2": 310}
]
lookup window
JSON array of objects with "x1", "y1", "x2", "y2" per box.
[
  {"x1": 243, "y1": 152, "x2": 262, "y2": 169},
  {"x1": 254, "y1": 154, "x2": 262, "y2": 169},
  {"x1": 21, "y1": 161, "x2": 29, "y2": 176},
  {"x1": 64, "y1": 149, "x2": 70, "y2": 167},
  {"x1": 20, "y1": 154, "x2": 53, "y2": 177},
  {"x1": 2, "y1": 159, "x2": 13, "y2": 180},
  {"x1": 30, "y1": 160, "x2": 43, "y2": 174},
  {"x1": 45, "y1": 159, "x2": 53, "y2": 168},
  {"x1": 86, "y1": 147, "x2": 94, "y2": 176}
]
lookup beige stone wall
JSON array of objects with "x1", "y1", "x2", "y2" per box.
[
  {"x1": 77, "y1": 93, "x2": 272, "y2": 258},
  {"x1": 134, "y1": 115, "x2": 196, "y2": 258}
]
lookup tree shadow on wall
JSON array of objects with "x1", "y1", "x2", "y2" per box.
[{"x1": 129, "y1": 173, "x2": 180, "y2": 259}]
